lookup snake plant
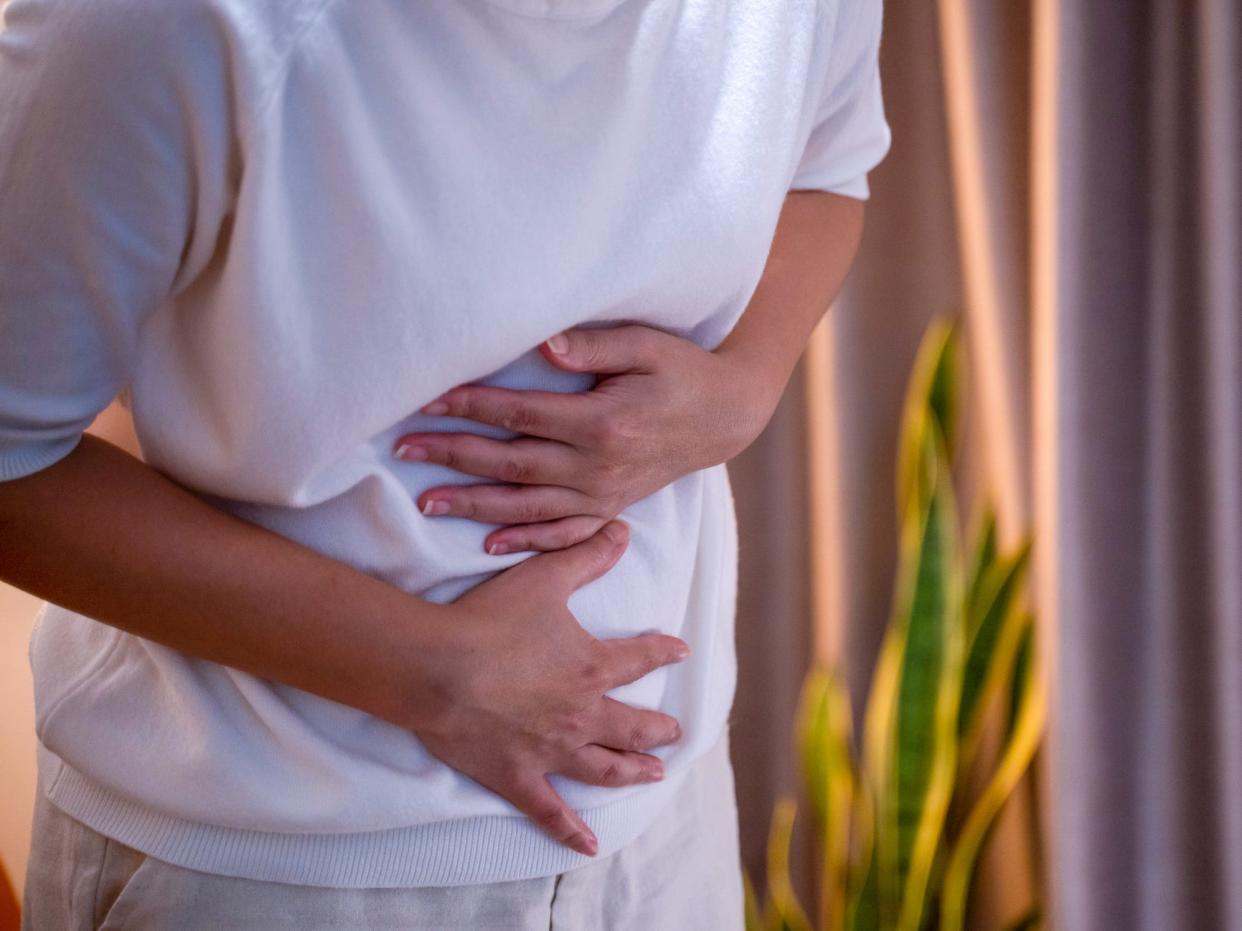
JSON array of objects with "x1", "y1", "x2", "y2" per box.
[{"x1": 746, "y1": 317, "x2": 1045, "y2": 931}]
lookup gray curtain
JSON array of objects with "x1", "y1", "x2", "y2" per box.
[
  {"x1": 728, "y1": 1, "x2": 1242, "y2": 928},
  {"x1": 1052, "y1": 1, "x2": 1241, "y2": 928}
]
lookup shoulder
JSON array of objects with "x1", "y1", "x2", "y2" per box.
[
  {"x1": 821, "y1": 0, "x2": 885, "y2": 54},
  {"x1": 1, "y1": 0, "x2": 332, "y2": 117}
]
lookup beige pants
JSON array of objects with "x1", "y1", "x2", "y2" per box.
[{"x1": 21, "y1": 725, "x2": 744, "y2": 930}]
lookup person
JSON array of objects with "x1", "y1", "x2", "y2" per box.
[{"x1": 0, "y1": 0, "x2": 891, "y2": 926}]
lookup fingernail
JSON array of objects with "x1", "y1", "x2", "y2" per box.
[
  {"x1": 488, "y1": 541, "x2": 509, "y2": 555},
  {"x1": 669, "y1": 724, "x2": 682, "y2": 743},
  {"x1": 545, "y1": 332, "x2": 569, "y2": 355},
  {"x1": 574, "y1": 832, "x2": 598, "y2": 856},
  {"x1": 674, "y1": 642, "x2": 690, "y2": 661},
  {"x1": 646, "y1": 762, "x2": 665, "y2": 781},
  {"x1": 396, "y1": 443, "x2": 429, "y2": 461},
  {"x1": 421, "y1": 400, "x2": 449, "y2": 416},
  {"x1": 601, "y1": 522, "x2": 625, "y2": 546},
  {"x1": 421, "y1": 499, "x2": 450, "y2": 516}
]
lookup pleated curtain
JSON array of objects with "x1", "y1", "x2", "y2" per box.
[{"x1": 727, "y1": 1, "x2": 1242, "y2": 928}]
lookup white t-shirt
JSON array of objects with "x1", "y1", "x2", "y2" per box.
[{"x1": 0, "y1": 0, "x2": 890, "y2": 887}]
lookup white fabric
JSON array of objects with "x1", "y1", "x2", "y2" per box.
[
  {"x1": 0, "y1": 0, "x2": 890, "y2": 887},
  {"x1": 21, "y1": 726, "x2": 744, "y2": 930}
]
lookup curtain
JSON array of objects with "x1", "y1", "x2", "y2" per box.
[
  {"x1": 729, "y1": 1, "x2": 1242, "y2": 929},
  {"x1": 1049, "y1": 1, "x2": 1241, "y2": 927}
]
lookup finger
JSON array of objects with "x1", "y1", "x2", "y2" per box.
[
  {"x1": 557, "y1": 745, "x2": 665, "y2": 787},
  {"x1": 415, "y1": 484, "x2": 593, "y2": 527},
  {"x1": 598, "y1": 632, "x2": 690, "y2": 688},
  {"x1": 485, "y1": 514, "x2": 607, "y2": 555},
  {"x1": 505, "y1": 774, "x2": 598, "y2": 856},
  {"x1": 539, "y1": 325, "x2": 662, "y2": 375},
  {"x1": 515, "y1": 519, "x2": 629, "y2": 595},
  {"x1": 594, "y1": 697, "x2": 684, "y2": 752},
  {"x1": 395, "y1": 434, "x2": 579, "y2": 486},
  {"x1": 418, "y1": 385, "x2": 595, "y2": 444}
]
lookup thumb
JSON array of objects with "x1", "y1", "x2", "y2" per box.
[
  {"x1": 538, "y1": 325, "x2": 657, "y2": 375},
  {"x1": 522, "y1": 519, "x2": 629, "y2": 597}
]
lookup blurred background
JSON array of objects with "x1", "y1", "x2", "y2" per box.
[
  {"x1": 728, "y1": 0, "x2": 1239, "y2": 929},
  {"x1": 2, "y1": 0, "x2": 1238, "y2": 928}
]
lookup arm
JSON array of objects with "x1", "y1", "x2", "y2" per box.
[
  {"x1": 713, "y1": 191, "x2": 865, "y2": 420},
  {"x1": 0, "y1": 436, "x2": 687, "y2": 856},
  {"x1": 390, "y1": 191, "x2": 865, "y2": 554},
  {"x1": 0, "y1": 0, "x2": 686, "y2": 857},
  {"x1": 0, "y1": 433, "x2": 455, "y2": 727}
]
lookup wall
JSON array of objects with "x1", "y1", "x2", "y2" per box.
[{"x1": 0, "y1": 587, "x2": 37, "y2": 900}]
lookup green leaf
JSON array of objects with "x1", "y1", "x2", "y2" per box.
[
  {"x1": 863, "y1": 588, "x2": 910, "y2": 928},
  {"x1": 797, "y1": 668, "x2": 831, "y2": 827},
  {"x1": 873, "y1": 422, "x2": 965, "y2": 931},
  {"x1": 940, "y1": 615, "x2": 1046, "y2": 931},
  {"x1": 744, "y1": 871, "x2": 766, "y2": 931},
  {"x1": 1007, "y1": 622, "x2": 1034, "y2": 743},
  {"x1": 965, "y1": 501, "x2": 999, "y2": 622},
  {"x1": 896, "y1": 316, "x2": 960, "y2": 517},
  {"x1": 926, "y1": 322, "x2": 960, "y2": 455},
  {"x1": 860, "y1": 585, "x2": 907, "y2": 931},
  {"x1": 845, "y1": 719, "x2": 879, "y2": 931},
  {"x1": 892, "y1": 429, "x2": 964, "y2": 931},
  {"x1": 848, "y1": 853, "x2": 879, "y2": 931},
  {"x1": 796, "y1": 668, "x2": 857, "y2": 931},
  {"x1": 796, "y1": 668, "x2": 840, "y2": 830},
  {"x1": 765, "y1": 798, "x2": 814, "y2": 931},
  {"x1": 957, "y1": 539, "x2": 1033, "y2": 757}
]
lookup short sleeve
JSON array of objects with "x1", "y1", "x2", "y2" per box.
[
  {"x1": 0, "y1": 0, "x2": 238, "y2": 481},
  {"x1": 788, "y1": 0, "x2": 892, "y2": 200}
]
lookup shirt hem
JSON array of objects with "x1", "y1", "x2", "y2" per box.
[
  {"x1": 0, "y1": 434, "x2": 81, "y2": 482},
  {"x1": 36, "y1": 739, "x2": 695, "y2": 888}
]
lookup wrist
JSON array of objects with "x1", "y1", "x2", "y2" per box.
[
  {"x1": 710, "y1": 340, "x2": 790, "y2": 453},
  {"x1": 358, "y1": 594, "x2": 465, "y2": 735}
]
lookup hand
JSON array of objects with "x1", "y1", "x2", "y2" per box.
[
  {"x1": 410, "y1": 519, "x2": 691, "y2": 857},
  {"x1": 393, "y1": 325, "x2": 781, "y2": 554}
]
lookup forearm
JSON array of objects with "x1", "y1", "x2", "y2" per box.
[
  {"x1": 0, "y1": 434, "x2": 454, "y2": 731},
  {"x1": 714, "y1": 190, "x2": 865, "y2": 403}
]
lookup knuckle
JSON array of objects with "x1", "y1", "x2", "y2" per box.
[
  {"x1": 630, "y1": 327, "x2": 658, "y2": 356},
  {"x1": 578, "y1": 336, "x2": 605, "y2": 368},
  {"x1": 547, "y1": 523, "x2": 586, "y2": 550},
  {"x1": 533, "y1": 803, "x2": 566, "y2": 831},
  {"x1": 559, "y1": 709, "x2": 591, "y2": 741},
  {"x1": 568, "y1": 710, "x2": 593, "y2": 739},
  {"x1": 512, "y1": 496, "x2": 545, "y2": 524},
  {"x1": 651, "y1": 639, "x2": 677, "y2": 669},
  {"x1": 578, "y1": 472, "x2": 606, "y2": 499},
  {"x1": 597, "y1": 456, "x2": 625, "y2": 482},
  {"x1": 593, "y1": 415, "x2": 624, "y2": 449},
  {"x1": 597, "y1": 761, "x2": 623, "y2": 786},
  {"x1": 498, "y1": 456, "x2": 534, "y2": 483},
  {"x1": 454, "y1": 393, "x2": 481, "y2": 422},
  {"x1": 627, "y1": 725, "x2": 648, "y2": 752},
  {"x1": 503, "y1": 404, "x2": 541, "y2": 435},
  {"x1": 578, "y1": 658, "x2": 606, "y2": 692}
]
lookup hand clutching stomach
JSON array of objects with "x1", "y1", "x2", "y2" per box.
[
  {"x1": 408, "y1": 518, "x2": 689, "y2": 859},
  {"x1": 391, "y1": 324, "x2": 779, "y2": 555},
  {"x1": 390, "y1": 324, "x2": 781, "y2": 858}
]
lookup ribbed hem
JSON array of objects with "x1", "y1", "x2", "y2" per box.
[
  {"x1": 37, "y1": 740, "x2": 691, "y2": 888},
  {"x1": 0, "y1": 434, "x2": 81, "y2": 482}
]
